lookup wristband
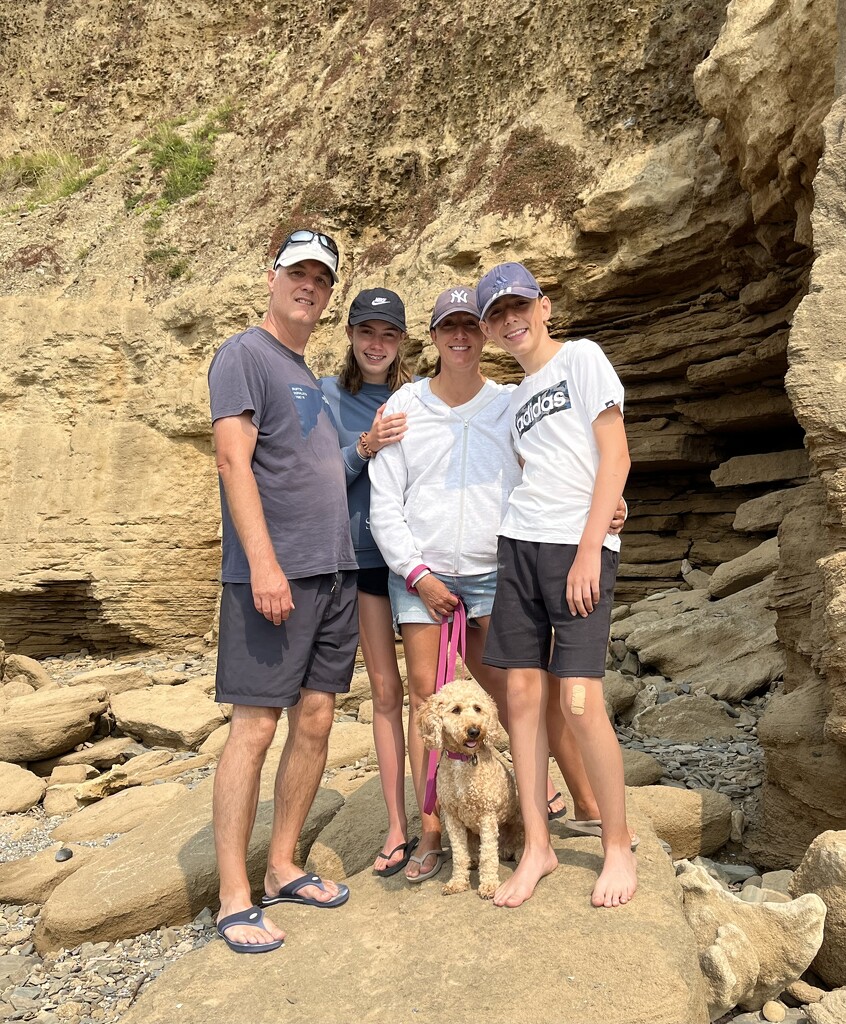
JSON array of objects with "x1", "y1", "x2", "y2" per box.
[{"x1": 406, "y1": 564, "x2": 431, "y2": 593}]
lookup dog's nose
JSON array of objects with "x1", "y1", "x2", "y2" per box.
[{"x1": 467, "y1": 726, "x2": 481, "y2": 739}]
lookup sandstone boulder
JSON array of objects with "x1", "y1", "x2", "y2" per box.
[
  {"x1": 629, "y1": 786, "x2": 732, "y2": 859},
  {"x1": 0, "y1": 844, "x2": 96, "y2": 905},
  {"x1": 48, "y1": 765, "x2": 91, "y2": 784},
  {"x1": 326, "y1": 720, "x2": 375, "y2": 770},
  {"x1": 733, "y1": 483, "x2": 817, "y2": 533},
  {"x1": 30, "y1": 736, "x2": 140, "y2": 776},
  {"x1": 0, "y1": 761, "x2": 46, "y2": 812},
  {"x1": 335, "y1": 665, "x2": 373, "y2": 714},
  {"x1": 357, "y1": 698, "x2": 374, "y2": 724},
  {"x1": 3, "y1": 678, "x2": 35, "y2": 699},
  {"x1": 677, "y1": 861, "x2": 826, "y2": 1017},
  {"x1": 708, "y1": 538, "x2": 780, "y2": 599},
  {"x1": 624, "y1": 578, "x2": 784, "y2": 701},
  {"x1": 604, "y1": 670, "x2": 638, "y2": 719},
  {"x1": 111, "y1": 686, "x2": 226, "y2": 749},
  {"x1": 199, "y1": 723, "x2": 229, "y2": 757},
  {"x1": 807, "y1": 988, "x2": 846, "y2": 1024},
  {"x1": 307, "y1": 775, "x2": 419, "y2": 881},
  {"x1": 635, "y1": 694, "x2": 740, "y2": 743},
  {"x1": 123, "y1": 834, "x2": 709, "y2": 1024},
  {"x1": 789, "y1": 830, "x2": 846, "y2": 987},
  {"x1": 610, "y1": 589, "x2": 710, "y2": 641},
  {"x1": 622, "y1": 749, "x2": 665, "y2": 787},
  {"x1": 36, "y1": 770, "x2": 342, "y2": 951},
  {"x1": 52, "y1": 782, "x2": 187, "y2": 842},
  {"x1": 0, "y1": 684, "x2": 107, "y2": 763},
  {"x1": 3, "y1": 653, "x2": 58, "y2": 690},
  {"x1": 68, "y1": 666, "x2": 153, "y2": 694},
  {"x1": 73, "y1": 749, "x2": 175, "y2": 801}
]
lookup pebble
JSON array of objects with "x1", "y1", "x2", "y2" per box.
[{"x1": 762, "y1": 1001, "x2": 787, "y2": 1022}]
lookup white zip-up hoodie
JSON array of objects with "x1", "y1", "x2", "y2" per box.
[{"x1": 369, "y1": 378, "x2": 522, "y2": 581}]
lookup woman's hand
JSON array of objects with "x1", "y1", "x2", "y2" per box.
[
  {"x1": 364, "y1": 405, "x2": 407, "y2": 453},
  {"x1": 608, "y1": 497, "x2": 627, "y2": 535},
  {"x1": 415, "y1": 574, "x2": 459, "y2": 623}
]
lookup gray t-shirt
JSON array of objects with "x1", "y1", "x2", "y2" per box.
[{"x1": 208, "y1": 326, "x2": 357, "y2": 583}]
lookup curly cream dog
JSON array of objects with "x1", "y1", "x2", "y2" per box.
[{"x1": 418, "y1": 679, "x2": 524, "y2": 899}]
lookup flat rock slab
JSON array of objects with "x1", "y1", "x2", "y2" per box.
[
  {"x1": 67, "y1": 666, "x2": 153, "y2": 694},
  {"x1": 52, "y1": 781, "x2": 187, "y2": 842},
  {"x1": 708, "y1": 536, "x2": 780, "y2": 599},
  {"x1": 0, "y1": 843, "x2": 97, "y2": 905},
  {"x1": 30, "y1": 736, "x2": 140, "y2": 776},
  {"x1": 111, "y1": 686, "x2": 226, "y2": 749},
  {"x1": 123, "y1": 838, "x2": 708, "y2": 1024},
  {"x1": 624, "y1": 577, "x2": 784, "y2": 702},
  {"x1": 35, "y1": 762, "x2": 341, "y2": 951},
  {"x1": 636, "y1": 694, "x2": 740, "y2": 742}
]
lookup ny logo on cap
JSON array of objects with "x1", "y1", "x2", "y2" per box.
[{"x1": 451, "y1": 289, "x2": 469, "y2": 303}]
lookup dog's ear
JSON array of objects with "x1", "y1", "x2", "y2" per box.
[
  {"x1": 478, "y1": 688, "x2": 501, "y2": 732},
  {"x1": 417, "y1": 693, "x2": 443, "y2": 751}
]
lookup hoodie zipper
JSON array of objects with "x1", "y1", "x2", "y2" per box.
[{"x1": 453, "y1": 417, "x2": 470, "y2": 571}]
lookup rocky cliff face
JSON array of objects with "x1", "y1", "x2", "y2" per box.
[{"x1": 0, "y1": 0, "x2": 843, "y2": 861}]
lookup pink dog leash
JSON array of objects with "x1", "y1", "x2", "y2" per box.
[{"x1": 422, "y1": 599, "x2": 467, "y2": 816}]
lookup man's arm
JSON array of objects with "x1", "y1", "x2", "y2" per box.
[
  {"x1": 566, "y1": 405, "x2": 630, "y2": 617},
  {"x1": 214, "y1": 412, "x2": 293, "y2": 625}
]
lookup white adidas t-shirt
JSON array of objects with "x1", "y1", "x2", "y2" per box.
[{"x1": 499, "y1": 338, "x2": 624, "y2": 551}]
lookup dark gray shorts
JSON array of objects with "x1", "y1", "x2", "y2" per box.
[
  {"x1": 483, "y1": 538, "x2": 618, "y2": 679},
  {"x1": 215, "y1": 572, "x2": 358, "y2": 708}
]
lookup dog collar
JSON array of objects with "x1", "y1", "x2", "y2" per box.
[{"x1": 446, "y1": 751, "x2": 477, "y2": 764}]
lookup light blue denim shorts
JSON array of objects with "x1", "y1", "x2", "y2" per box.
[{"x1": 387, "y1": 569, "x2": 498, "y2": 631}]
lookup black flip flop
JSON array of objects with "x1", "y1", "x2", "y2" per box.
[
  {"x1": 374, "y1": 836, "x2": 419, "y2": 877},
  {"x1": 547, "y1": 791, "x2": 568, "y2": 821}
]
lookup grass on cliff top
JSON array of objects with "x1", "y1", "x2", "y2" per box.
[
  {"x1": 0, "y1": 150, "x2": 106, "y2": 210},
  {"x1": 138, "y1": 101, "x2": 235, "y2": 206}
]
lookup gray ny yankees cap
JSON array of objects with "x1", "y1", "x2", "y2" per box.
[
  {"x1": 348, "y1": 288, "x2": 407, "y2": 332},
  {"x1": 429, "y1": 285, "x2": 480, "y2": 329}
]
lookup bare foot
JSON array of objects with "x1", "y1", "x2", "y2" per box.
[
  {"x1": 373, "y1": 827, "x2": 411, "y2": 873},
  {"x1": 265, "y1": 866, "x2": 344, "y2": 904},
  {"x1": 493, "y1": 845, "x2": 558, "y2": 908},
  {"x1": 217, "y1": 901, "x2": 286, "y2": 947},
  {"x1": 405, "y1": 830, "x2": 442, "y2": 880},
  {"x1": 591, "y1": 843, "x2": 638, "y2": 908}
]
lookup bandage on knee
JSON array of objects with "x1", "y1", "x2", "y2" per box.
[{"x1": 570, "y1": 685, "x2": 586, "y2": 716}]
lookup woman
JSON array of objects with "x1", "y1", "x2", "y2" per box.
[
  {"x1": 369, "y1": 287, "x2": 593, "y2": 882},
  {"x1": 319, "y1": 288, "x2": 418, "y2": 877}
]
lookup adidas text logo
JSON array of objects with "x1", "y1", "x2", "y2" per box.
[{"x1": 515, "y1": 380, "x2": 571, "y2": 436}]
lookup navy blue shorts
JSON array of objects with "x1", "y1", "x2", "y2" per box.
[
  {"x1": 483, "y1": 538, "x2": 618, "y2": 678},
  {"x1": 215, "y1": 572, "x2": 358, "y2": 708}
]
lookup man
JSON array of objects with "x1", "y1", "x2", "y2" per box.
[
  {"x1": 477, "y1": 262, "x2": 637, "y2": 910},
  {"x1": 208, "y1": 230, "x2": 358, "y2": 953}
]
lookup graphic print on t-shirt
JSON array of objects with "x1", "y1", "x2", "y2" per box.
[
  {"x1": 515, "y1": 379, "x2": 571, "y2": 437},
  {"x1": 289, "y1": 383, "x2": 330, "y2": 438}
]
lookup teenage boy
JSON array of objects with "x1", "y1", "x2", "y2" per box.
[
  {"x1": 208, "y1": 230, "x2": 357, "y2": 953},
  {"x1": 477, "y1": 262, "x2": 636, "y2": 910}
]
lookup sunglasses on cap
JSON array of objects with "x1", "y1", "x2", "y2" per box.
[{"x1": 274, "y1": 230, "x2": 339, "y2": 262}]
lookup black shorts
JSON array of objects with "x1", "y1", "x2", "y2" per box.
[
  {"x1": 215, "y1": 572, "x2": 359, "y2": 708},
  {"x1": 483, "y1": 538, "x2": 618, "y2": 679},
  {"x1": 357, "y1": 566, "x2": 389, "y2": 597}
]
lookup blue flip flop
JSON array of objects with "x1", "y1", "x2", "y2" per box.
[
  {"x1": 262, "y1": 873, "x2": 350, "y2": 909},
  {"x1": 217, "y1": 906, "x2": 284, "y2": 954}
]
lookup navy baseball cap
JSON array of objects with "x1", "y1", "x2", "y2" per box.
[
  {"x1": 348, "y1": 288, "x2": 407, "y2": 332},
  {"x1": 429, "y1": 285, "x2": 480, "y2": 329},
  {"x1": 476, "y1": 263, "x2": 543, "y2": 320}
]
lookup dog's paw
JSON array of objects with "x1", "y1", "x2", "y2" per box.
[
  {"x1": 478, "y1": 883, "x2": 497, "y2": 900},
  {"x1": 442, "y1": 880, "x2": 469, "y2": 896}
]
